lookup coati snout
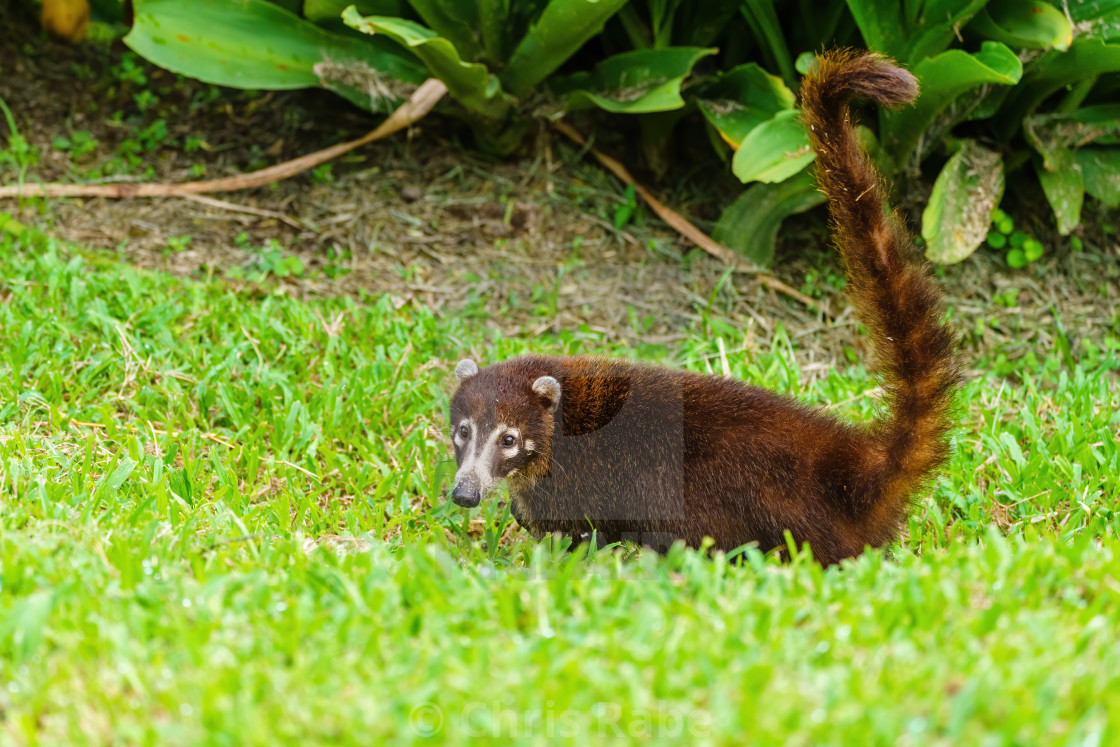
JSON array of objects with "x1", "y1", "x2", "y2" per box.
[
  {"x1": 450, "y1": 478, "x2": 481, "y2": 508},
  {"x1": 444, "y1": 51, "x2": 960, "y2": 566}
]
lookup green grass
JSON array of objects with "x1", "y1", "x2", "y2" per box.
[{"x1": 0, "y1": 226, "x2": 1118, "y2": 745}]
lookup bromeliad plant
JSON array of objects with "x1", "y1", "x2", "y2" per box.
[
  {"x1": 901, "y1": 1, "x2": 1120, "y2": 264},
  {"x1": 715, "y1": 0, "x2": 1120, "y2": 265},
  {"x1": 94, "y1": 1, "x2": 1120, "y2": 265},
  {"x1": 123, "y1": 0, "x2": 724, "y2": 153}
]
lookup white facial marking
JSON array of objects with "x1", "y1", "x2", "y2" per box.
[
  {"x1": 455, "y1": 423, "x2": 507, "y2": 498},
  {"x1": 454, "y1": 417, "x2": 479, "y2": 483},
  {"x1": 453, "y1": 418, "x2": 473, "y2": 447},
  {"x1": 524, "y1": 439, "x2": 536, "y2": 453},
  {"x1": 500, "y1": 428, "x2": 521, "y2": 457}
]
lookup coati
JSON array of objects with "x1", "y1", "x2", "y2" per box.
[{"x1": 447, "y1": 51, "x2": 959, "y2": 566}]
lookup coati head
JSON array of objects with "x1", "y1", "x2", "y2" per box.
[{"x1": 448, "y1": 358, "x2": 560, "y2": 507}]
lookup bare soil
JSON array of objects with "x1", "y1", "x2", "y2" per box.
[{"x1": 2, "y1": 7, "x2": 1118, "y2": 381}]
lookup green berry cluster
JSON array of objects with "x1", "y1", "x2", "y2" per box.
[{"x1": 986, "y1": 209, "x2": 1044, "y2": 268}]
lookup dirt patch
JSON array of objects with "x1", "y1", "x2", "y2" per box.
[{"x1": 2, "y1": 8, "x2": 1118, "y2": 381}]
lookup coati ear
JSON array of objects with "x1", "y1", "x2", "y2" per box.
[
  {"x1": 455, "y1": 359, "x2": 479, "y2": 382},
  {"x1": 532, "y1": 375, "x2": 561, "y2": 410}
]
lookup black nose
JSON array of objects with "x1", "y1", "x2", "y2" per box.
[{"x1": 451, "y1": 480, "x2": 481, "y2": 508}]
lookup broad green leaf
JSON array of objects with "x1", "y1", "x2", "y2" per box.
[
  {"x1": 712, "y1": 169, "x2": 825, "y2": 267},
  {"x1": 1069, "y1": 0, "x2": 1120, "y2": 40},
  {"x1": 1076, "y1": 148, "x2": 1120, "y2": 207},
  {"x1": 475, "y1": 0, "x2": 516, "y2": 63},
  {"x1": 343, "y1": 10, "x2": 514, "y2": 120},
  {"x1": 644, "y1": 0, "x2": 686, "y2": 47},
  {"x1": 846, "y1": 0, "x2": 989, "y2": 63},
  {"x1": 675, "y1": 1, "x2": 741, "y2": 47},
  {"x1": 501, "y1": 0, "x2": 629, "y2": 98},
  {"x1": 552, "y1": 47, "x2": 716, "y2": 114},
  {"x1": 615, "y1": 5, "x2": 652, "y2": 49},
  {"x1": 846, "y1": 0, "x2": 903, "y2": 56},
  {"x1": 964, "y1": 82, "x2": 1013, "y2": 122},
  {"x1": 614, "y1": 0, "x2": 687, "y2": 49},
  {"x1": 1035, "y1": 151, "x2": 1084, "y2": 235},
  {"x1": 89, "y1": 0, "x2": 129, "y2": 22},
  {"x1": 507, "y1": 0, "x2": 552, "y2": 48},
  {"x1": 882, "y1": 41, "x2": 1022, "y2": 165},
  {"x1": 921, "y1": 140, "x2": 1004, "y2": 264},
  {"x1": 406, "y1": 0, "x2": 484, "y2": 62},
  {"x1": 731, "y1": 109, "x2": 814, "y2": 184},
  {"x1": 796, "y1": 0, "x2": 851, "y2": 48},
  {"x1": 303, "y1": 0, "x2": 406, "y2": 24},
  {"x1": 998, "y1": 38, "x2": 1120, "y2": 135},
  {"x1": 741, "y1": 0, "x2": 796, "y2": 85},
  {"x1": 968, "y1": 0, "x2": 1072, "y2": 51},
  {"x1": 125, "y1": 0, "x2": 427, "y2": 113},
  {"x1": 270, "y1": 0, "x2": 304, "y2": 14},
  {"x1": 1025, "y1": 105, "x2": 1120, "y2": 170},
  {"x1": 694, "y1": 63, "x2": 796, "y2": 148}
]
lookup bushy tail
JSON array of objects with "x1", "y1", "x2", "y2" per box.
[{"x1": 800, "y1": 50, "x2": 960, "y2": 512}]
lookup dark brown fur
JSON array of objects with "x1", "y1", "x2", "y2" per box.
[{"x1": 448, "y1": 51, "x2": 960, "y2": 566}]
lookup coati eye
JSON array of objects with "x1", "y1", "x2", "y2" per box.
[
  {"x1": 502, "y1": 434, "x2": 516, "y2": 447},
  {"x1": 458, "y1": 425, "x2": 469, "y2": 439}
]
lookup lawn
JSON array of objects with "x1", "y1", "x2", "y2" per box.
[{"x1": 0, "y1": 222, "x2": 1118, "y2": 745}]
